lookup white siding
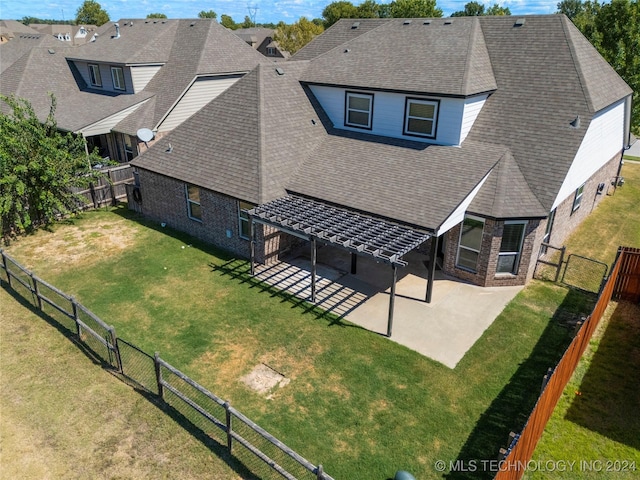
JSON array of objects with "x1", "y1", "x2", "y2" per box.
[
  {"x1": 309, "y1": 85, "x2": 468, "y2": 146},
  {"x1": 131, "y1": 65, "x2": 162, "y2": 93},
  {"x1": 460, "y1": 95, "x2": 488, "y2": 143},
  {"x1": 551, "y1": 99, "x2": 626, "y2": 210},
  {"x1": 437, "y1": 172, "x2": 490, "y2": 235},
  {"x1": 157, "y1": 75, "x2": 242, "y2": 132},
  {"x1": 80, "y1": 100, "x2": 149, "y2": 136}
]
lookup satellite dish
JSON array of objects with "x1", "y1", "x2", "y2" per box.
[{"x1": 137, "y1": 128, "x2": 154, "y2": 142}]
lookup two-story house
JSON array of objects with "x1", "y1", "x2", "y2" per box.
[
  {"x1": 233, "y1": 27, "x2": 290, "y2": 59},
  {"x1": 117, "y1": 16, "x2": 634, "y2": 289},
  {"x1": 0, "y1": 18, "x2": 267, "y2": 164}
]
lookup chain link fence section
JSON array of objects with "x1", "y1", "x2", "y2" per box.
[
  {"x1": 561, "y1": 254, "x2": 608, "y2": 294},
  {"x1": 118, "y1": 339, "x2": 158, "y2": 395}
]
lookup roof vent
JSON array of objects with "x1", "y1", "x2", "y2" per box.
[
  {"x1": 48, "y1": 48, "x2": 55, "y2": 54},
  {"x1": 423, "y1": 20, "x2": 432, "y2": 25},
  {"x1": 275, "y1": 66, "x2": 285, "y2": 76},
  {"x1": 444, "y1": 19, "x2": 453, "y2": 25},
  {"x1": 129, "y1": 21, "x2": 134, "y2": 26},
  {"x1": 570, "y1": 115, "x2": 581, "y2": 128},
  {"x1": 344, "y1": 48, "x2": 350, "y2": 53},
  {"x1": 351, "y1": 21, "x2": 360, "y2": 29},
  {"x1": 114, "y1": 22, "x2": 120, "y2": 39},
  {"x1": 514, "y1": 18, "x2": 526, "y2": 27},
  {"x1": 190, "y1": 22, "x2": 195, "y2": 26},
  {"x1": 403, "y1": 19, "x2": 412, "y2": 25}
]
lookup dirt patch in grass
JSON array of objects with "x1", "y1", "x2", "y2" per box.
[
  {"x1": 241, "y1": 364, "x2": 290, "y2": 397},
  {"x1": 7, "y1": 217, "x2": 139, "y2": 273}
]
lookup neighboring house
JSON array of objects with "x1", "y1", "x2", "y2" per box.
[
  {"x1": 233, "y1": 27, "x2": 289, "y2": 59},
  {"x1": 0, "y1": 18, "x2": 266, "y2": 164},
  {"x1": 28, "y1": 23, "x2": 98, "y2": 45},
  {"x1": 131, "y1": 15, "x2": 632, "y2": 290},
  {"x1": 0, "y1": 20, "x2": 41, "y2": 43}
]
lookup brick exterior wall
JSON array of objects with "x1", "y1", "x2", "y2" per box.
[
  {"x1": 136, "y1": 169, "x2": 291, "y2": 263},
  {"x1": 440, "y1": 152, "x2": 623, "y2": 287}
]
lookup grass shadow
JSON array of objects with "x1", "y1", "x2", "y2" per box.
[
  {"x1": 446, "y1": 286, "x2": 596, "y2": 480},
  {"x1": 564, "y1": 301, "x2": 640, "y2": 450}
]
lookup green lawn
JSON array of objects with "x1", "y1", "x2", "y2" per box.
[
  {"x1": 2, "y1": 164, "x2": 638, "y2": 480},
  {"x1": 526, "y1": 162, "x2": 640, "y2": 478}
]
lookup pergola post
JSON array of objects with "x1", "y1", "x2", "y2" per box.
[
  {"x1": 310, "y1": 237, "x2": 317, "y2": 303},
  {"x1": 425, "y1": 235, "x2": 438, "y2": 303},
  {"x1": 351, "y1": 253, "x2": 357, "y2": 274},
  {"x1": 249, "y1": 217, "x2": 256, "y2": 276},
  {"x1": 387, "y1": 264, "x2": 397, "y2": 337}
]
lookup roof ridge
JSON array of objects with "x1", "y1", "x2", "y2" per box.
[
  {"x1": 559, "y1": 15, "x2": 593, "y2": 112},
  {"x1": 461, "y1": 18, "x2": 478, "y2": 97}
]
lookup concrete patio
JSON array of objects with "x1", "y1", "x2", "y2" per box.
[{"x1": 254, "y1": 246, "x2": 523, "y2": 368}]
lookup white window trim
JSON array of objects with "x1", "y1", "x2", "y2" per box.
[
  {"x1": 404, "y1": 97, "x2": 439, "y2": 138},
  {"x1": 111, "y1": 66, "x2": 125, "y2": 91},
  {"x1": 238, "y1": 201, "x2": 253, "y2": 240},
  {"x1": 185, "y1": 184, "x2": 202, "y2": 222},
  {"x1": 497, "y1": 220, "x2": 527, "y2": 275},
  {"x1": 345, "y1": 91, "x2": 373, "y2": 129},
  {"x1": 456, "y1": 214, "x2": 485, "y2": 273},
  {"x1": 88, "y1": 63, "x2": 102, "y2": 87},
  {"x1": 572, "y1": 183, "x2": 585, "y2": 212}
]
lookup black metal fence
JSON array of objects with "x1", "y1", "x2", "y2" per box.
[
  {"x1": 534, "y1": 245, "x2": 608, "y2": 294},
  {"x1": 0, "y1": 249, "x2": 334, "y2": 480}
]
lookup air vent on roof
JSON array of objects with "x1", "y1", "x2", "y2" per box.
[
  {"x1": 344, "y1": 48, "x2": 350, "y2": 53},
  {"x1": 275, "y1": 67, "x2": 285, "y2": 76},
  {"x1": 403, "y1": 19, "x2": 412, "y2": 25},
  {"x1": 570, "y1": 115, "x2": 581, "y2": 128},
  {"x1": 351, "y1": 21, "x2": 360, "y2": 29},
  {"x1": 48, "y1": 48, "x2": 55, "y2": 54},
  {"x1": 190, "y1": 22, "x2": 195, "y2": 26},
  {"x1": 514, "y1": 18, "x2": 525, "y2": 27},
  {"x1": 423, "y1": 20, "x2": 432, "y2": 25},
  {"x1": 444, "y1": 19, "x2": 453, "y2": 25}
]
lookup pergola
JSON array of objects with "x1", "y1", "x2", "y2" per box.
[{"x1": 248, "y1": 195, "x2": 438, "y2": 337}]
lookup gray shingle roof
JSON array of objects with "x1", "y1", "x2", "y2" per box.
[
  {"x1": 468, "y1": 15, "x2": 632, "y2": 211},
  {"x1": 300, "y1": 17, "x2": 497, "y2": 97},
  {"x1": 0, "y1": 34, "x2": 60, "y2": 74},
  {"x1": 132, "y1": 61, "x2": 322, "y2": 204},
  {"x1": 133, "y1": 14, "x2": 631, "y2": 229}
]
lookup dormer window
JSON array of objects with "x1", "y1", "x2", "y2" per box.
[
  {"x1": 88, "y1": 64, "x2": 102, "y2": 87},
  {"x1": 345, "y1": 91, "x2": 373, "y2": 129},
  {"x1": 404, "y1": 98, "x2": 439, "y2": 138},
  {"x1": 111, "y1": 66, "x2": 125, "y2": 91},
  {"x1": 266, "y1": 47, "x2": 275, "y2": 56}
]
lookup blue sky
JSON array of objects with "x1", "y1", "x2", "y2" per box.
[{"x1": 1, "y1": 0, "x2": 560, "y2": 24}]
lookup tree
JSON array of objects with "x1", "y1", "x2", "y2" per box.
[
  {"x1": 557, "y1": 0, "x2": 585, "y2": 19},
  {"x1": 0, "y1": 95, "x2": 101, "y2": 243},
  {"x1": 274, "y1": 17, "x2": 325, "y2": 54},
  {"x1": 451, "y1": 1, "x2": 486, "y2": 16},
  {"x1": 241, "y1": 15, "x2": 254, "y2": 28},
  {"x1": 357, "y1": 0, "x2": 381, "y2": 17},
  {"x1": 75, "y1": 0, "x2": 110, "y2": 26},
  {"x1": 486, "y1": 4, "x2": 511, "y2": 15},
  {"x1": 146, "y1": 13, "x2": 167, "y2": 19},
  {"x1": 322, "y1": 1, "x2": 359, "y2": 28},
  {"x1": 390, "y1": 0, "x2": 443, "y2": 18},
  {"x1": 220, "y1": 14, "x2": 237, "y2": 29},
  {"x1": 198, "y1": 10, "x2": 217, "y2": 19}
]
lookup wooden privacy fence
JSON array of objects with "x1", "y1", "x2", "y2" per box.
[
  {"x1": 72, "y1": 164, "x2": 135, "y2": 209},
  {"x1": 494, "y1": 246, "x2": 640, "y2": 480},
  {"x1": 0, "y1": 249, "x2": 334, "y2": 480}
]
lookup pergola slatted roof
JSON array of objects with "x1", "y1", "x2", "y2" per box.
[{"x1": 250, "y1": 195, "x2": 430, "y2": 266}]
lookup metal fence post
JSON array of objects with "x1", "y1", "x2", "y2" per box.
[
  {"x1": 555, "y1": 246, "x2": 566, "y2": 283},
  {"x1": 224, "y1": 401, "x2": 233, "y2": 453},
  {"x1": 109, "y1": 326, "x2": 122, "y2": 373},
  {"x1": 154, "y1": 352, "x2": 164, "y2": 400},
  {"x1": 316, "y1": 464, "x2": 324, "y2": 480}
]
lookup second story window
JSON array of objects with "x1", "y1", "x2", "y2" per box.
[
  {"x1": 404, "y1": 98, "x2": 439, "y2": 138},
  {"x1": 266, "y1": 47, "x2": 275, "y2": 56},
  {"x1": 111, "y1": 66, "x2": 125, "y2": 91},
  {"x1": 345, "y1": 92, "x2": 373, "y2": 129},
  {"x1": 88, "y1": 64, "x2": 102, "y2": 87}
]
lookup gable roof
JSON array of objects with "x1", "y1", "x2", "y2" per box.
[
  {"x1": 300, "y1": 17, "x2": 497, "y2": 97},
  {"x1": 132, "y1": 61, "x2": 323, "y2": 204},
  {"x1": 0, "y1": 33, "x2": 60, "y2": 74}
]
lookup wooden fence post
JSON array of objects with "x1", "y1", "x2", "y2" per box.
[
  {"x1": 2, "y1": 251, "x2": 12, "y2": 288},
  {"x1": 224, "y1": 401, "x2": 233, "y2": 453},
  {"x1": 540, "y1": 367, "x2": 553, "y2": 394},
  {"x1": 31, "y1": 273, "x2": 43, "y2": 310},
  {"x1": 89, "y1": 183, "x2": 98, "y2": 209},
  {"x1": 316, "y1": 464, "x2": 324, "y2": 480},
  {"x1": 154, "y1": 352, "x2": 164, "y2": 400},
  {"x1": 71, "y1": 297, "x2": 81, "y2": 337},
  {"x1": 108, "y1": 169, "x2": 117, "y2": 206}
]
